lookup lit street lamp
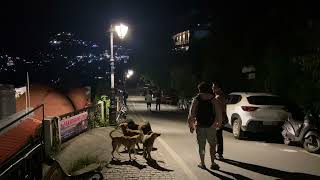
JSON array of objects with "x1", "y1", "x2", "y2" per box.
[
  {"x1": 126, "y1": 69, "x2": 134, "y2": 79},
  {"x1": 108, "y1": 23, "x2": 128, "y2": 125}
]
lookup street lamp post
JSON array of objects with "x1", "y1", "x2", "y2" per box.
[{"x1": 108, "y1": 23, "x2": 128, "y2": 126}]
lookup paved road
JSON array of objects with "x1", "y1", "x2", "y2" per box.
[{"x1": 127, "y1": 96, "x2": 320, "y2": 180}]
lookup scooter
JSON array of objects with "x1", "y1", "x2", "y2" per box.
[{"x1": 282, "y1": 112, "x2": 320, "y2": 153}]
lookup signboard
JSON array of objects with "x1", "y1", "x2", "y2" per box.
[
  {"x1": 59, "y1": 111, "x2": 88, "y2": 142},
  {"x1": 15, "y1": 86, "x2": 26, "y2": 98}
]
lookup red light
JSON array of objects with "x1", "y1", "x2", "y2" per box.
[{"x1": 241, "y1": 106, "x2": 259, "y2": 112}]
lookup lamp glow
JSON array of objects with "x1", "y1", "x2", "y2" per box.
[
  {"x1": 115, "y1": 24, "x2": 128, "y2": 39},
  {"x1": 127, "y1": 69, "x2": 134, "y2": 76}
]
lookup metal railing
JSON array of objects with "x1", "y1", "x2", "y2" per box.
[
  {"x1": 0, "y1": 104, "x2": 44, "y2": 132},
  {"x1": 0, "y1": 104, "x2": 45, "y2": 180}
]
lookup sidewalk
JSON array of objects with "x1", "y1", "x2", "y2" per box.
[
  {"x1": 46, "y1": 116, "x2": 175, "y2": 179},
  {"x1": 102, "y1": 113, "x2": 175, "y2": 180}
]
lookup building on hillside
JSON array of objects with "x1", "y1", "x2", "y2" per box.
[{"x1": 172, "y1": 23, "x2": 211, "y2": 52}]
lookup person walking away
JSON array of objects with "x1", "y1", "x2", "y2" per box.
[
  {"x1": 188, "y1": 82, "x2": 223, "y2": 170},
  {"x1": 145, "y1": 90, "x2": 153, "y2": 111},
  {"x1": 123, "y1": 90, "x2": 128, "y2": 106},
  {"x1": 213, "y1": 82, "x2": 227, "y2": 159},
  {"x1": 155, "y1": 90, "x2": 162, "y2": 111}
]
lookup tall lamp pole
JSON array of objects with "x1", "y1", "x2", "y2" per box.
[{"x1": 108, "y1": 23, "x2": 128, "y2": 125}]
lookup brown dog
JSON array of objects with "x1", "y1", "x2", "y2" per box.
[
  {"x1": 109, "y1": 129, "x2": 143, "y2": 160},
  {"x1": 118, "y1": 123, "x2": 141, "y2": 136},
  {"x1": 142, "y1": 132, "x2": 161, "y2": 160},
  {"x1": 118, "y1": 123, "x2": 142, "y2": 150},
  {"x1": 127, "y1": 120, "x2": 152, "y2": 135}
]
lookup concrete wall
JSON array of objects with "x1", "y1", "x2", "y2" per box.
[{"x1": 0, "y1": 84, "x2": 16, "y2": 120}]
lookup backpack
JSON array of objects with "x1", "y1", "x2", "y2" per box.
[{"x1": 196, "y1": 95, "x2": 215, "y2": 128}]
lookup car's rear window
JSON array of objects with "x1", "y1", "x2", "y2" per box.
[{"x1": 247, "y1": 96, "x2": 283, "y2": 105}]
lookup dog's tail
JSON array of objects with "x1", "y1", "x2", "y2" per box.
[{"x1": 109, "y1": 129, "x2": 117, "y2": 139}]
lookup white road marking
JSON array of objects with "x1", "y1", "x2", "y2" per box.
[
  {"x1": 131, "y1": 102, "x2": 198, "y2": 180},
  {"x1": 255, "y1": 142, "x2": 269, "y2": 146},
  {"x1": 280, "y1": 149, "x2": 298, "y2": 153},
  {"x1": 158, "y1": 137, "x2": 199, "y2": 180}
]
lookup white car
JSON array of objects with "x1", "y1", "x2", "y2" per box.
[{"x1": 226, "y1": 92, "x2": 289, "y2": 139}]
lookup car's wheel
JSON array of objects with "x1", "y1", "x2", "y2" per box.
[
  {"x1": 303, "y1": 135, "x2": 320, "y2": 153},
  {"x1": 232, "y1": 118, "x2": 243, "y2": 139}
]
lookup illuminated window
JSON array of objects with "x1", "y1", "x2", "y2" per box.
[
  {"x1": 186, "y1": 31, "x2": 190, "y2": 42},
  {"x1": 182, "y1": 34, "x2": 185, "y2": 44}
]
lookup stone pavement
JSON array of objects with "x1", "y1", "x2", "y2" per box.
[
  {"x1": 102, "y1": 143, "x2": 175, "y2": 180},
  {"x1": 101, "y1": 111, "x2": 176, "y2": 180},
  {"x1": 46, "y1": 119, "x2": 176, "y2": 179}
]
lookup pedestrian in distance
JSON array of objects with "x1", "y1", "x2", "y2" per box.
[
  {"x1": 123, "y1": 90, "x2": 128, "y2": 106},
  {"x1": 155, "y1": 90, "x2": 162, "y2": 111},
  {"x1": 145, "y1": 90, "x2": 153, "y2": 111},
  {"x1": 212, "y1": 82, "x2": 227, "y2": 160},
  {"x1": 188, "y1": 82, "x2": 223, "y2": 170}
]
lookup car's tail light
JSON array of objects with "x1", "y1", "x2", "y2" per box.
[{"x1": 241, "y1": 106, "x2": 259, "y2": 112}]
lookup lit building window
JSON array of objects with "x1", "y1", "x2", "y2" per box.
[{"x1": 182, "y1": 34, "x2": 185, "y2": 44}]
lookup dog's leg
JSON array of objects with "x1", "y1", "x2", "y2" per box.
[
  {"x1": 133, "y1": 147, "x2": 137, "y2": 159},
  {"x1": 116, "y1": 144, "x2": 123, "y2": 156},
  {"x1": 128, "y1": 147, "x2": 132, "y2": 161},
  {"x1": 143, "y1": 146, "x2": 147, "y2": 159},
  {"x1": 111, "y1": 141, "x2": 117, "y2": 159},
  {"x1": 136, "y1": 143, "x2": 141, "y2": 151},
  {"x1": 147, "y1": 148, "x2": 152, "y2": 160}
]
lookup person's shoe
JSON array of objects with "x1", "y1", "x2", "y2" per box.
[
  {"x1": 216, "y1": 154, "x2": 224, "y2": 160},
  {"x1": 197, "y1": 163, "x2": 206, "y2": 169},
  {"x1": 210, "y1": 162, "x2": 220, "y2": 170}
]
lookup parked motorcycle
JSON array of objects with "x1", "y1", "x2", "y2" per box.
[{"x1": 282, "y1": 112, "x2": 320, "y2": 153}]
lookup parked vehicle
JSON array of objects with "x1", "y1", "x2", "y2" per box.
[
  {"x1": 226, "y1": 92, "x2": 289, "y2": 139},
  {"x1": 161, "y1": 96, "x2": 177, "y2": 105},
  {"x1": 282, "y1": 112, "x2": 320, "y2": 153}
]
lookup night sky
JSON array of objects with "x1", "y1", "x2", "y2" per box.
[
  {"x1": 1, "y1": 1, "x2": 319, "y2": 57},
  {"x1": 0, "y1": 0, "x2": 196, "y2": 57}
]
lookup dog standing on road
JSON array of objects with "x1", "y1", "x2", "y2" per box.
[
  {"x1": 118, "y1": 123, "x2": 143, "y2": 150},
  {"x1": 142, "y1": 132, "x2": 161, "y2": 160},
  {"x1": 109, "y1": 128, "x2": 143, "y2": 160}
]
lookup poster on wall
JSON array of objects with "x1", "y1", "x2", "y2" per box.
[{"x1": 59, "y1": 111, "x2": 89, "y2": 142}]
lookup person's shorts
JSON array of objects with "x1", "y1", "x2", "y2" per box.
[
  {"x1": 196, "y1": 126, "x2": 217, "y2": 147},
  {"x1": 147, "y1": 102, "x2": 151, "y2": 106}
]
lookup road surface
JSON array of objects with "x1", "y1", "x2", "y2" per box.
[{"x1": 127, "y1": 96, "x2": 320, "y2": 180}]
